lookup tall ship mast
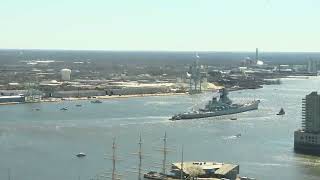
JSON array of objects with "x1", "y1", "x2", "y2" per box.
[
  {"x1": 102, "y1": 137, "x2": 122, "y2": 180},
  {"x1": 161, "y1": 132, "x2": 168, "y2": 178},
  {"x1": 144, "y1": 132, "x2": 172, "y2": 180}
]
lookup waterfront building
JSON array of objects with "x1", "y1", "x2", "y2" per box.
[
  {"x1": 171, "y1": 161, "x2": 239, "y2": 180},
  {"x1": 0, "y1": 95, "x2": 25, "y2": 104},
  {"x1": 294, "y1": 91, "x2": 320, "y2": 154}
]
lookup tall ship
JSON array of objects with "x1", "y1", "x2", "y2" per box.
[{"x1": 170, "y1": 88, "x2": 260, "y2": 120}]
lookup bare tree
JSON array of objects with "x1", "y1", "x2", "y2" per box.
[{"x1": 185, "y1": 165, "x2": 205, "y2": 180}]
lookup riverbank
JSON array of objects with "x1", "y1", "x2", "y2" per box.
[
  {"x1": 0, "y1": 87, "x2": 253, "y2": 105},
  {"x1": 41, "y1": 92, "x2": 187, "y2": 103}
]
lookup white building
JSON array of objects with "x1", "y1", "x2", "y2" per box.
[
  {"x1": 302, "y1": 92, "x2": 320, "y2": 133},
  {"x1": 61, "y1": 69, "x2": 71, "y2": 81},
  {"x1": 294, "y1": 91, "x2": 320, "y2": 154}
]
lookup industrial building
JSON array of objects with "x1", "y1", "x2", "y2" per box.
[
  {"x1": 51, "y1": 90, "x2": 106, "y2": 98},
  {"x1": 0, "y1": 90, "x2": 28, "y2": 96},
  {"x1": 0, "y1": 95, "x2": 25, "y2": 104},
  {"x1": 307, "y1": 59, "x2": 319, "y2": 74},
  {"x1": 48, "y1": 86, "x2": 172, "y2": 98},
  {"x1": 294, "y1": 92, "x2": 320, "y2": 154},
  {"x1": 188, "y1": 55, "x2": 208, "y2": 94}
]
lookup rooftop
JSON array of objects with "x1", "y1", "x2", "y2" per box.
[
  {"x1": 0, "y1": 95, "x2": 24, "y2": 99},
  {"x1": 171, "y1": 161, "x2": 239, "y2": 175}
]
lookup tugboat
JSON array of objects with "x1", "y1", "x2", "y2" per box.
[
  {"x1": 276, "y1": 108, "x2": 285, "y2": 115},
  {"x1": 170, "y1": 88, "x2": 260, "y2": 120}
]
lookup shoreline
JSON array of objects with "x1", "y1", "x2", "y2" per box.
[
  {"x1": 0, "y1": 93, "x2": 186, "y2": 105},
  {"x1": 43, "y1": 92, "x2": 187, "y2": 102},
  {"x1": 0, "y1": 87, "x2": 262, "y2": 105},
  {"x1": 0, "y1": 79, "x2": 287, "y2": 105}
]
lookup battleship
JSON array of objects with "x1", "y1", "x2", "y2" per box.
[{"x1": 170, "y1": 88, "x2": 260, "y2": 120}]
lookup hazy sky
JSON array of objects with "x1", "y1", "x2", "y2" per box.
[{"x1": 1, "y1": 0, "x2": 319, "y2": 52}]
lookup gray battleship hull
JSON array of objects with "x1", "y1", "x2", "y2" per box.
[{"x1": 170, "y1": 101, "x2": 259, "y2": 120}]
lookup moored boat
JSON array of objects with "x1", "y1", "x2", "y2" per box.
[{"x1": 90, "y1": 100, "x2": 102, "y2": 103}]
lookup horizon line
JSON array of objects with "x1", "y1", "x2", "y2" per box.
[{"x1": 1, "y1": 48, "x2": 320, "y2": 54}]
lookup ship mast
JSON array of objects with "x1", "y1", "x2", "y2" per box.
[
  {"x1": 7, "y1": 168, "x2": 11, "y2": 180},
  {"x1": 101, "y1": 137, "x2": 123, "y2": 180},
  {"x1": 138, "y1": 134, "x2": 143, "y2": 180},
  {"x1": 112, "y1": 137, "x2": 116, "y2": 180},
  {"x1": 180, "y1": 145, "x2": 184, "y2": 180},
  {"x1": 127, "y1": 134, "x2": 150, "y2": 180},
  {"x1": 162, "y1": 132, "x2": 168, "y2": 179}
]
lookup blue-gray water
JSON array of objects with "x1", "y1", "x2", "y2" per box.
[{"x1": 1, "y1": 77, "x2": 320, "y2": 180}]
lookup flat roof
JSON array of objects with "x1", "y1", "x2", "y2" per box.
[
  {"x1": 0, "y1": 95, "x2": 24, "y2": 99},
  {"x1": 215, "y1": 164, "x2": 239, "y2": 175},
  {"x1": 172, "y1": 162, "x2": 223, "y2": 170},
  {"x1": 172, "y1": 161, "x2": 238, "y2": 175}
]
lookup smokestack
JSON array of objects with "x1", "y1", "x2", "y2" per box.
[{"x1": 256, "y1": 48, "x2": 259, "y2": 61}]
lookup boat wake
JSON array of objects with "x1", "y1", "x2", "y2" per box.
[
  {"x1": 144, "y1": 101, "x2": 181, "y2": 106},
  {"x1": 119, "y1": 120, "x2": 170, "y2": 127},
  {"x1": 244, "y1": 161, "x2": 290, "y2": 167},
  {"x1": 223, "y1": 134, "x2": 241, "y2": 140},
  {"x1": 274, "y1": 154, "x2": 320, "y2": 167}
]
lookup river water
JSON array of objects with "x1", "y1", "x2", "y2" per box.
[{"x1": 1, "y1": 77, "x2": 320, "y2": 180}]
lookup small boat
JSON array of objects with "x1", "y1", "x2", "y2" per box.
[
  {"x1": 76, "y1": 152, "x2": 86, "y2": 158},
  {"x1": 90, "y1": 100, "x2": 102, "y2": 103},
  {"x1": 276, "y1": 108, "x2": 285, "y2": 115},
  {"x1": 60, "y1": 107, "x2": 68, "y2": 111},
  {"x1": 144, "y1": 171, "x2": 166, "y2": 180},
  {"x1": 230, "y1": 117, "x2": 237, "y2": 120},
  {"x1": 75, "y1": 104, "x2": 82, "y2": 107}
]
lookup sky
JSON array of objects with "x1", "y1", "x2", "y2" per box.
[{"x1": 0, "y1": 0, "x2": 320, "y2": 52}]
